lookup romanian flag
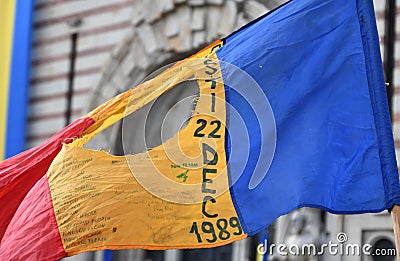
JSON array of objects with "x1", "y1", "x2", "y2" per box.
[
  {"x1": 0, "y1": 0, "x2": 34, "y2": 160},
  {"x1": 1, "y1": 0, "x2": 399, "y2": 260}
]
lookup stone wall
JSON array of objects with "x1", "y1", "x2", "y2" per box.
[{"x1": 28, "y1": 0, "x2": 135, "y2": 148}]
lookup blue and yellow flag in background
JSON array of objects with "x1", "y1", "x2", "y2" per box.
[{"x1": 0, "y1": 0, "x2": 34, "y2": 160}]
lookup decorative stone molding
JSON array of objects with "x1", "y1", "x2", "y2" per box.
[{"x1": 85, "y1": 0, "x2": 278, "y2": 151}]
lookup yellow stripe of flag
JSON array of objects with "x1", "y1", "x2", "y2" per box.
[{"x1": 0, "y1": 0, "x2": 16, "y2": 160}]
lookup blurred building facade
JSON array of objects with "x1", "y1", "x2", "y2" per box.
[{"x1": 27, "y1": 0, "x2": 400, "y2": 260}]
